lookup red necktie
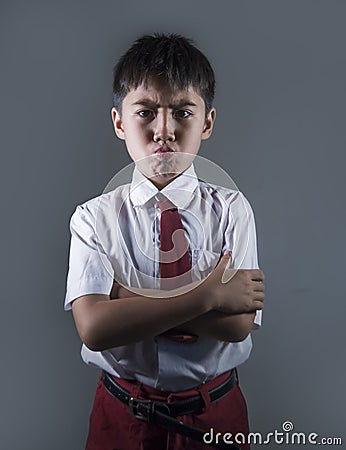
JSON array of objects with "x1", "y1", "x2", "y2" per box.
[
  {"x1": 158, "y1": 197, "x2": 197, "y2": 343},
  {"x1": 158, "y1": 197, "x2": 192, "y2": 289}
]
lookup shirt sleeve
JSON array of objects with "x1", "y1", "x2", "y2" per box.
[
  {"x1": 64, "y1": 204, "x2": 114, "y2": 311},
  {"x1": 223, "y1": 191, "x2": 262, "y2": 329}
]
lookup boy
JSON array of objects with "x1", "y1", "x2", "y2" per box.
[{"x1": 65, "y1": 33, "x2": 265, "y2": 450}]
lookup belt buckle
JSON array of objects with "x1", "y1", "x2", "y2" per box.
[{"x1": 129, "y1": 397, "x2": 152, "y2": 422}]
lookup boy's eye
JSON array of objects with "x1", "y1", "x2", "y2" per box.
[
  {"x1": 174, "y1": 110, "x2": 191, "y2": 119},
  {"x1": 138, "y1": 110, "x2": 154, "y2": 118}
]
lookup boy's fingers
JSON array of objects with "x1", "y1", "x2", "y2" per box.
[
  {"x1": 223, "y1": 250, "x2": 232, "y2": 260},
  {"x1": 220, "y1": 252, "x2": 237, "y2": 284},
  {"x1": 251, "y1": 269, "x2": 265, "y2": 282},
  {"x1": 218, "y1": 251, "x2": 231, "y2": 269},
  {"x1": 253, "y1": 281, "x2": 265, "y2": 292},
  {"x1": 220, "y1": 250, "x2": 232, "y2": 267}
]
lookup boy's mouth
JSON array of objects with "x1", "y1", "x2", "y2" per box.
[{"x1": 154, "y1": 145, "x2": 175, "y2": 155}]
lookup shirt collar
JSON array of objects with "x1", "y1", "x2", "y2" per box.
[{"x1": 129, "y1": 163, "x2": 199, "y2": 209}]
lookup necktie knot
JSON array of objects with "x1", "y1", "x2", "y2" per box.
[{"x1": 157, "y1": 197, "x2": 177, "y2": 213}]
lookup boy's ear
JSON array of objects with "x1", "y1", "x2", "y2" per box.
[
  {"x1": 201, "y1": 107, "x2": 216, "y2": 140},
  {"x1": 111, "y1": 107, "x2": 125, "y2": 140}
]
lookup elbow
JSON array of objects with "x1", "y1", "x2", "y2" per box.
[
  {"x1": 77, "y1": 317, "x2": 107, "y2": 351},
  {"x1": 221, "y1": 320, "x2": 254, "y2": 343},
  {"x1": 79, "y1": 321, "x2": 125, "y2": 351},
  {"x1": 78, "y1": 323, "x2": 101, "y2": 351},
  {"x1": 227, "y1": 332, "x2": 250, "y2": 343},
  {"x1": 223, "y1": 314, "x2": 255, "y2": 342},
  {"x1": 83, "y1": 337, "x2": 104, "y2": 352},
  {"x1": 81, "y1": 331, "x2": 111, "y2": 352},
  {"x1": 72, "y1": 297, "x2": 115, "y2": 351},
  {"x1": 222, "y1": 331, "x2": 250, "y2": 343}
]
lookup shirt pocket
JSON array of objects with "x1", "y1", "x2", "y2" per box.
[{"x1": 190, "y1": 248, "x2": 221, "y2": 280}]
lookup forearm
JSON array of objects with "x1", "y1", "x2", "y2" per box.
[
  {"x1": 73, "y1": 282, "x2": 211, "y2": 351},
  {"x1": 175, "y1": 311, "x2": 256, "y2": 342},
  {"x1": 112, "y1": 279, "x2": 259, "y2": 343}
]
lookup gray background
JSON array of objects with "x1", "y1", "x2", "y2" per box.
[{"x1": 1, "y1": 1, "x2": 345, "y2": 449}]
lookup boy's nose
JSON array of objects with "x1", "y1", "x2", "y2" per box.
[{"x1": 153, "y1": 112, "x2": 175, "y2": 142}]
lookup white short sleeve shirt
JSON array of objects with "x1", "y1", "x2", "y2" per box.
[{"x1": 65, "y1": 164, "x2": 262, "y2": 391}]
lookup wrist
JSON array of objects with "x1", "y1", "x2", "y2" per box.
[{"x1": 196, "y1": 278, "x2": 215, "y2": 312}]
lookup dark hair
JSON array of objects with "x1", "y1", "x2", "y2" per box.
[{"x1": 112, "y1": 33, "x2": 215, "y2": 116}]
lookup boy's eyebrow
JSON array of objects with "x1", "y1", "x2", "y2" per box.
[{"x1": 131, "y1": 99, "x2": 198, "y2": 109}]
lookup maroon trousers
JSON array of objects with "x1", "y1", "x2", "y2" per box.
[{"x1": 85, "y1": 370, "x2": 250, "y2": 450}]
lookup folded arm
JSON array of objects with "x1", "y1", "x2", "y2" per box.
[
  {"x1": 72, "y1": 254, "x2": 264, "y2": 351},
  {"x1": 111, "y1": 262, "x2": 264, "y2": 343},
  {"x1": 72, "y1": 285, "x2": 210, "y2": 351}
]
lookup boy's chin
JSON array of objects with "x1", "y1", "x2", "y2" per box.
[{"x1": 148, "y1": 172, "x2": 180, "y2": 189}]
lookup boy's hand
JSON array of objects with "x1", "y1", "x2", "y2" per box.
[{"x1": 203, "y1": 252, "x2": 265, "y2": 314}]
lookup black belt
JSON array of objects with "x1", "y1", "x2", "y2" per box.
[{"x1": 102, "y1": 370, "x2": 240, "y2": 450}]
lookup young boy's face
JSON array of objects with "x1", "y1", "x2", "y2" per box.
[{"x1": 111, "y1": 77, "x2": 216, "y2": 188}]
